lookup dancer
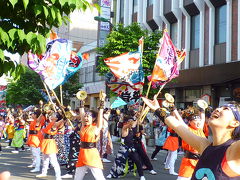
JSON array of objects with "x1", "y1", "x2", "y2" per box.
[
  {"x1": 61, "y1": 125, "x2": 81, "y2": 179},
  {"x1": 151, "y1": 121, "x2": 169, "y2": 161},
  {"x1": 131, "y1": 118, "x2": 157, "y2": 175},
  {"x1": 11, "y1": 116, "x2": 26, "y2": 153},
  {"x1": 55, "y1": 122, "x2": 68, "y2": 166},
  {"x1": 162, "y1": 127, "x2": 179, "y2": 175},
  {"x1": 107, "y1": 116, "x2": 146, "y2": 180},
  {"x1": 27, "y1": 109, "x2": 45, "y2": 172},
  {"x1": 177, "y1": 107, "x2": 206, "y2": 180},
  {"x1": 5, "y1": 116, "x2": 15, "y2": 148},
  {"x1": 74, "y1": 92, "x2": 106, "y2": 180},
  {"x1": 142, "y1": 96, "x2": 240, "y2": 179},
  {"x1": 0, "y1": 114, "x2": 5, "y2": 154},
  {"x1": 36, "y1": 112, "x2": 64, "y2": 180}
]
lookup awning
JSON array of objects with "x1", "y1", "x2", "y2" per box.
[{"x1": 167, "y1": 61, "x2": 240, "y2": 88}]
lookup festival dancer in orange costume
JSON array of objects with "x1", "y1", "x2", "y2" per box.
[
  {"x1": 177, "y1": 108, "x2": 206, "y2": 180},
  {"x1": 36, "y1": 112, "x2": 65, "y2": 180},
  {"x1": 27, "y1": 109, "x2": 45, "y2": 172},
  {"x1": 74, "y1": 92, "x2": 106, "y2": 180},
  {"x1": 162, "y1": 127, "x2": 179, "y2": 175}
]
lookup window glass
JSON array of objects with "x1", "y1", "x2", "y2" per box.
[
  {"x1": 215, "y1": 5, "x2": 226, "y2": 44},
  {"x1": 133, "y1": 0, "x2": 138, "y2": 13},
  {"x1": 170, "y1": 22, "x2": 178, "y2": 47},
  {"x1": 120, "y1": 0, "x2": 124, "y2": 18},
  {"x1": 191, "y1": 14, "x2": 200, "y2": 49},
  {"x1": 147, "y1": 0, "x2": 153, "y2": 6},
  {"x1": 85, "y1": 66, "x2": 93, "y2": 83},
  {"x1": 79, "y1": 68, "x2": 85, "y2": 83},
  {"x1": 185, "y1": 89, "x2": 201, "y2": 99}
]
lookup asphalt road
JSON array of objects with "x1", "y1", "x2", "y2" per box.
[{"x1": 0, "y1": 140, "x2": 183, "y2": 180}]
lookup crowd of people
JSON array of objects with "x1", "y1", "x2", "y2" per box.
[{"x1": 0, "y1": 92, "x2": 240, "y2": 180}]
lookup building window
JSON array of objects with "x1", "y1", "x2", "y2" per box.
[
  {"x1": 170, "y1": 22, "x2": 178, "y2": 47},
  {"x1": 191, "y1": 14, "x2": 200, "y2": 50},
  {"x1": 133, "y1": 0, "x2": 138, "y2": 13},
  {"x1": 79, "y1": 68, "x2": 85, "y2": 83},
  {"x1": 85, "y1": 66, "x2": 93, "y2": 83},
  {"x1": 215, "y1": 5, "x2": 226, "y2": 44},
  {"x1": 185, "y1": 89, "x2": 201, "y2": 99},
  {"x1": 147, "y1": 0, "x2": 153, "y2": 6},
  {"x1": 120, "y1": 0, "x2": 124, "y2": 19}
]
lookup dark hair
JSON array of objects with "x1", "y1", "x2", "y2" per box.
[
  {"x1": 85, "y1": 110, "x2": 97, "y2": 119},
  {"x1": 104, "y1": 108, "x2": 110, "y2": 114},
  {"x1": 186, "y1": 114, "x2": 200, "y2": 122},
  {"x1": 56, "y1": 112, "x2": 63, "y2": 121},
  {"x1": 34, "y1": 109, "x2": 42, "y2": 118},
  {"x1": 230, "y1": 101, "x2": 240, "y2": 140},
  {"x1": 123, "y1": 115, "x2": 134, "y2": 123}
]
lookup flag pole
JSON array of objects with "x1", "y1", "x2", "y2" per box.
[
  {"x1": 50, "y1": 89, "x2": 74, "y2": 129},
  {"x1": 60, "y1": 85, "x2": 63, "y2": 104},
  {"x1": 138, "y1": 31, "x2": 166, "y2": 127},
  {"x1": 42, "y1": 82, "x2": 57, "y2": 112},
  {"x1": 156, "y1": 82, "x2": 167, "y2": 97}
]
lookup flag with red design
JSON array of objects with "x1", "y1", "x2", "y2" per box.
[{"x1": 150, "y1": 30, "x2": 186, "y2": 85}]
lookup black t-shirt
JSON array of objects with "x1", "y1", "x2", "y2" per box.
[{"x1": 191, "y1": 139, "x2": 240, "y2": 180}]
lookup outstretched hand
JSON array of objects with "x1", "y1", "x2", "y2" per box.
[
  {"x1": 99, "y1": 91, "x2": 106, "y2": 101},
  {"x1": 141, "y1": 94, "x2": 160, "y2": 111}
]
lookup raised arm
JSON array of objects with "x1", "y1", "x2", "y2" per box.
[
  {"x1": 96, "y1": 91, "x2": 106, "y2": 134},
  {"x1": 79, "y1": 101, "x2": 85, "y2": 121},
  {"x1": 142, "y1": 95, "x2": 210, "y2": 154}
]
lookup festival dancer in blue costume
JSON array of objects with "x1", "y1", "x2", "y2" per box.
[{"x1": 143, "y1": 95, "x2": 240, "y2": 180}]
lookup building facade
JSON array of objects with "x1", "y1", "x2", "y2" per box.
[{"x1": 114, "y1": 0, "x2": 240, "y2": 108}]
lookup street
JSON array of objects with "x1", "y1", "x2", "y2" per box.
[{"x1": 0, "y1": 140, "x2": 182, "y2": 180}]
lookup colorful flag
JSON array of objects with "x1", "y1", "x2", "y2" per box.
[
  {"x1": 28, "y1": 39, "x2": 83, "y2": 90},
  {"x1": 104, "y1": 51, "x2": 144, "y2": 86},
  {"x1": 105, "y1": 72, "x2": 142, "y2": 105},
  {"x1": 111, "y1": 97, "x2": 127, "y2": 109},
  {"x1": 150, "y1": 30, "x2": 186, "y2": 84},
  {"x1": 104, "y1": 37, "x2": 145, "y2": 88}
]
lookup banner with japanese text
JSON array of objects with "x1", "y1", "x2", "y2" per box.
[{"x1": 150, "y1": 31, "x2": 186, "y2": 85}]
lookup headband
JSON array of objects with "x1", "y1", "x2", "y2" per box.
[{"x1": 223, "y1": 104, "x2": 240, "y2": 122}]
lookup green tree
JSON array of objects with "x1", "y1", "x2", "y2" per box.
[
  {"x1": 97, "y1": 23, "x2": 163, "y2": 97},
  {"x1": 0, "y1": 0, "x2": 99, "y2": 79},
  {"x1": 6, "y1": 66, "x2": 44, "y2": 106}
]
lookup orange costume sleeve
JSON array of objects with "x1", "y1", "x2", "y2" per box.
[
  {"x1": 203, "y1": 123, "x2": 209, "y2": 137},
  {"x1": 178, "y1": 127, "x2": 205, "y2": 178},
  {"x1": 40, "y1": 122, "x2": 58, "y2": 155},
  {"x1": 163, "y1": 127, "x2": 179, "y2": 151},
  {"x1": 76, "y1": 125, "x2": 103, "y2": 169}
]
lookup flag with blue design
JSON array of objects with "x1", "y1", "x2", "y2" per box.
[{"x1": 28, "y1": 39, "x2": 83, "y2": 90}]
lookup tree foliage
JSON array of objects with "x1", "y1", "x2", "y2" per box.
[
  {"x1": 97, "y1": 23, "x2": 163, "y2": 96},
  {"x1": 6, "y1": 66, "x2": 44, "y2": 106},
  {"x1": 0, "y1": 0, "x2": 99, "y2": 79}
]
